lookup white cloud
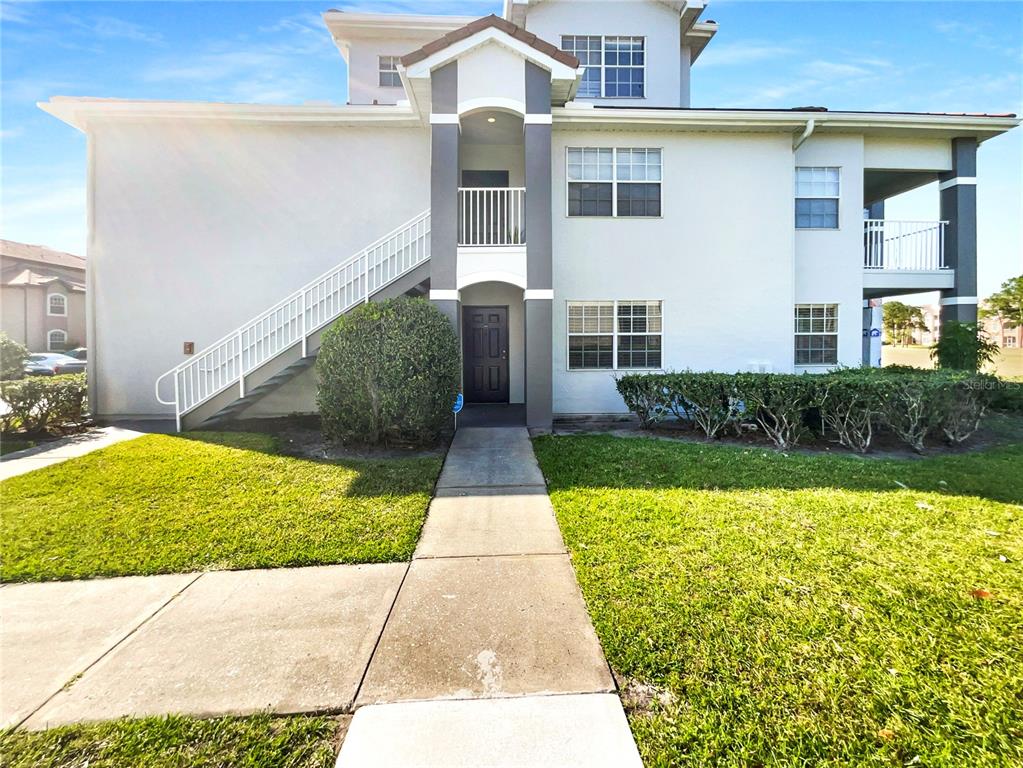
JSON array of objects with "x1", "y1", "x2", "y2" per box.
[{"x1": 0, "y1": 1, "x2": 33, "y2": 25}]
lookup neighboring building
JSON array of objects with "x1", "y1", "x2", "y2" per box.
[
  {"x1": 40, "y1": 1, "x2": 1019, "y2": 429},
  {"x1": 1, "y1": 239, "x2": 86, "y2": 352},
  {"x1": 980, "y1": 301, "x2": 1022, "y2": 349}
]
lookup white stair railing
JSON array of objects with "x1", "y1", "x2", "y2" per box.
[
  {"x1": 458, "y1": 187, "x2": 526, "y2": 246},
  {"x1": 156, "y1": 210, "x2": 431, "y2": 430},
  {"x1": 863, "y1": 219, "x2": 948, "y2": 271}
]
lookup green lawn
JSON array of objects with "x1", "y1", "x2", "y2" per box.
[
  {"x1": 533, "y1": 434, "x2": 1023, "y2": 768},
  {"x1": 0, "y1": 713, "x2": 338, "y2": 768},
  {"x1": 1, "y1": 432, "x2": 441, "y2": 583},
  {"x1": 883, "y1": 344, "x2": 1023, "y2": 378}
]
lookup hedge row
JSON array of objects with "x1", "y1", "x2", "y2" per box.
[
  {"x1": 0, "y1": 374, "x2": 89, "y2": 435},
  {"x1": 616, "y1": 369, "x2": 1008, "y2": 453}
]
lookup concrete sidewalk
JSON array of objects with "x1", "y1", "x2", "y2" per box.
[
  {"x1": 0, "y1": 426, "x2": 145, "y2": 480},
  {"x1": 2, "y1": 427, "x2": 641, "y2": 765}
]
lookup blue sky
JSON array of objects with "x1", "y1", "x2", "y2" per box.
[{"x1": 2, "y1": 0, "x2": 1020, "y2": 296}]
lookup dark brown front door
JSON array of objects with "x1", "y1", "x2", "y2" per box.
[{"x1": 463, "y1": 306, "x2": 509, "y2": 403}]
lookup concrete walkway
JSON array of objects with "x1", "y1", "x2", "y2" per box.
[
  {"x1": 2, "y1": 427, "x2": 641, "y2": 765},
  {"x1": 0, "y1": 426, "x2": 145, "y2": 480},
  {"x1": 338, "y1": 427, "x2": 641, "y2": 767}
]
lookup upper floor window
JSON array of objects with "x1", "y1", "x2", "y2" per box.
[
  {"x1": 48, "y1": 293, "x2": 67, "y2": 316},
  {"x1": 795, "y1": 167, "x2": 840, "y2": 229},
  {"x1": 378, "y1": 56, "x2": 401, "y2": 87},
  {"x1": 561, "y1": 35, "x2": 644, "y2": 98},
  {"x1": 567, "y1": 147, "x2": 661, "y2": 217}
]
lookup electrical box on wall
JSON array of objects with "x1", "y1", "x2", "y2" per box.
[{"x1": 183, "y1": 342, "x2": 194, "y2": 355}]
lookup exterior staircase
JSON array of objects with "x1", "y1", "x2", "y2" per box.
[{"x1": 155, "y1": 210, "x2": 431, "y2": 430}]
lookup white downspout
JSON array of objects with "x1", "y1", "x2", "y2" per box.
[{"x1": 793, "y1": 118, "x2": 816, "y2": 151}]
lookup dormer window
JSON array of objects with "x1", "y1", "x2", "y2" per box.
[
  {"x1": 378, "y1": 56, "x2": 401, "y2": 87},
  {"x1": 561, "y1": 35, "x2": 645, "y2": 99}
]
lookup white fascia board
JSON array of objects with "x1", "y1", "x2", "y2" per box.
[
  {"x1": 551, "y1": 107, "x2": 1020, "y2": 141},
  {"x1": 403, "y1": 27, "x2": 579, "y2": 84},
  {"x1": 37, "y1": 97, "x2": 421, "y2": 132},
  {"x1": 322, "y1": 11, "x2": 478, "y2": 39},
  {"x1": 684, "y1": 22, "x2": 717, "y2": 62}
]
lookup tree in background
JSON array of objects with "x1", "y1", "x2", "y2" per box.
[
  {"x1": 980, "y1": 275, "x2": 1023, "y2": 337},
  {"x1": 931, "y1": 321, "x2": 999, "y2": 371},
  {"x1": 882, "y1": 301, "x2": 926, "y2": 346}
]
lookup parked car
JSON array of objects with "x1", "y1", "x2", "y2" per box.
[
  {"x1": 24, "y1": 353, "x2": 79, "y2": 376},
  {"x1": 53, "y1": 358, "x2": 87, "y2": 375},
  {"x1": 65, "y1": 347, "x2": 87, "y2": 361}
]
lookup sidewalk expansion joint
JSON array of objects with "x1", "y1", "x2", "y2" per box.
[{"x1": 14, "y1": 571, "x2": 205, "y2": 731}]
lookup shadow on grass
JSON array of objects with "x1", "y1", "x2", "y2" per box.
[
  {"x1": 170, "y1": 431, "x2": 442, "y2": 498},
  {"x1": 533, "y1": 433, "x2": 1023, "y2": 505}
]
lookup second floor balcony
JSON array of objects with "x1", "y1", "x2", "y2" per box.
[
  {"x1": 863, "y1": 218, "x2": 953, "y2": 297},
  {"x1": 458, "y1": 187, "x2": 526, "y2": 248}
]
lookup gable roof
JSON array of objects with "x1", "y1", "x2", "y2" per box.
[
  {"x1": 400, "y1": 14, "x2": 578, "y2": 69},
  {"x1": 0, "y1": 239, "x2": 85, "y2": 272}
]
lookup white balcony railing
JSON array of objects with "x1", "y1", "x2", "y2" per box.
[
  {"x1": 864, "y1": 219, "x2": 948, "y2": 271},
  {"x1": 458, "y1": 187, "x2": 526, "y2": 247}
]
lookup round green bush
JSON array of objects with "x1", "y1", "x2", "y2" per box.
[{"x1": 316, "y1": 297, "x2": 460, "y2": 446}]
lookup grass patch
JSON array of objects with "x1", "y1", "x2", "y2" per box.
[
  {"x1": 1, "y1": 431, "x2": 442, "y2": 582},
  {"x1": 0, "y1": 713, "x2": 339, "y2": 767},
  {"x1": 534, "y1": 434, "x2": 1023, "y2": 767}
]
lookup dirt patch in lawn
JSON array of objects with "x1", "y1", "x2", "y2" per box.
[{"x1": 220, "y1": 415, "x2": 448, "y2": 461}]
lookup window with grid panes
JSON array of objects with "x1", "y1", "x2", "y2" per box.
[
  {"x1": 794, "y1": 304, "x2": 838, "y2": 365},
  {"x1": 567, "y1": 148, "x2": 660, "y2": 217},
  {"x1": 378, "y1": 56, "x2": 401, "y2": 87},
  {"x1": 568, "y1": 302, "x2": 614, "y2": 369},
  {"x1": 560, "y1": 35, "x2": 644, "y2": 98},
  {"x1": 616, "y1": 301, "x2": 662, "y2": 368},
  {"x1": 568, "y1": 301, "x2": 663, "y2": 370},
  {"x1": 560, "y1": 35, "x2": 602, "y2": 97},
  {"x1": 795, "y1": 167, "x2": 840, "y2": 229}
]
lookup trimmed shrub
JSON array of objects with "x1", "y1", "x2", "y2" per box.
[
  {"x1": 616, "y1": 374, "x2": 670, "y2": 428},
  {"x1": 876, "y1": 372, "x2": 946, "y2": 453},
  {"x1": 672, "y1": 371, "x2": 743, "y2": 439},
  {"x1": 316, "y1": 297, "x2": 459, "y2": 447},
  {"x1": 991, "y1": 379, "x2": 1023, "y2": 414},
  {"x1": 0, "y1": 332, "x2": 28, "y2": 380},
  {"x1": 733, "y1": 373, "x2": 823, "y2": 450},
  {"x1": 817, "y1": 371, "x2": 888, "y2": 453},
  {"x1": 933, "y1": 373, "x2": 997, "y2": 444},
  {"x1": 0, "y1": 374, "x2": 88, "y2": 434}
]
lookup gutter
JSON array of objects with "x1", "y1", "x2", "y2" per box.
[{"x1": 792, "y1": 118, "x2": 816, "y2": 150}]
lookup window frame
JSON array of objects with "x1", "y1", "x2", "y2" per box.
[
  {"x1": 47, "y1": 292, "x2": 67, "y2": 317},
  {"x1": 794, "y1": 166, "x2": 841, "y2": 230},
  {"x1": 793, "y1": 303, "x2": 839, "y2": 367},
  {"x1": 560, "y1": 34, "x2": 645, "y2": 99},
  {"x1": 47, "y1": 328, "x2": 68, "y2": 352},
  {"x1": 566, "y1": 299, "x2": 664, "y2": 371},
  {"x1": 566, "y1": 147, "x2": 663, "y2": 218},
  {"x1": 378, "y1": 56, "x2": 402, "y2": 88}
]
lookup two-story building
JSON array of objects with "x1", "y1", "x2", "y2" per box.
[{"x1": 41, "y1": 0, "x2": 1018, "y2": 429}]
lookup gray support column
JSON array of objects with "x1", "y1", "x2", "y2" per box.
[
  {"x1": 939, "y1": 137, "x2": 978, "y2": 326},
  {"x1": 524, "y1": 61, "x2": 553, "y2": 429},
  {"x1": 429, "y1": 62, "x2": 460, "y2": 329}
]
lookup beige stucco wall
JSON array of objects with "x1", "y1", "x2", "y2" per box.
[
  {"x1": 90, "y1": 120, "x2": 430, "y2": 417},
  {"x1": 1, "y1": 284, "x2": 85, "y2": 352}
]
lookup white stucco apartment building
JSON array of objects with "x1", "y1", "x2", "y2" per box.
[{"x1": 41, "y1": 0, "x2": 1018, "y2": 430}]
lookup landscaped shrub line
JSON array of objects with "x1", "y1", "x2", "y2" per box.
[
  {"x1": 616, "y1": 368, "x2": 1002, "y2": 453},
  {"x1": 0, "y1": 373, "x2": 88, "y2": 435}
]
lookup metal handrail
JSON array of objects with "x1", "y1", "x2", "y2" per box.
[
  {"x1": 863, "y1": 219, "x2": 949, "y2": 271},
  {"x1": 458, "y1": 187, "x2": 526, "y2": 247},
  {"x1": 155, "y1": 209, "x2": 431, "y2": 429}
]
